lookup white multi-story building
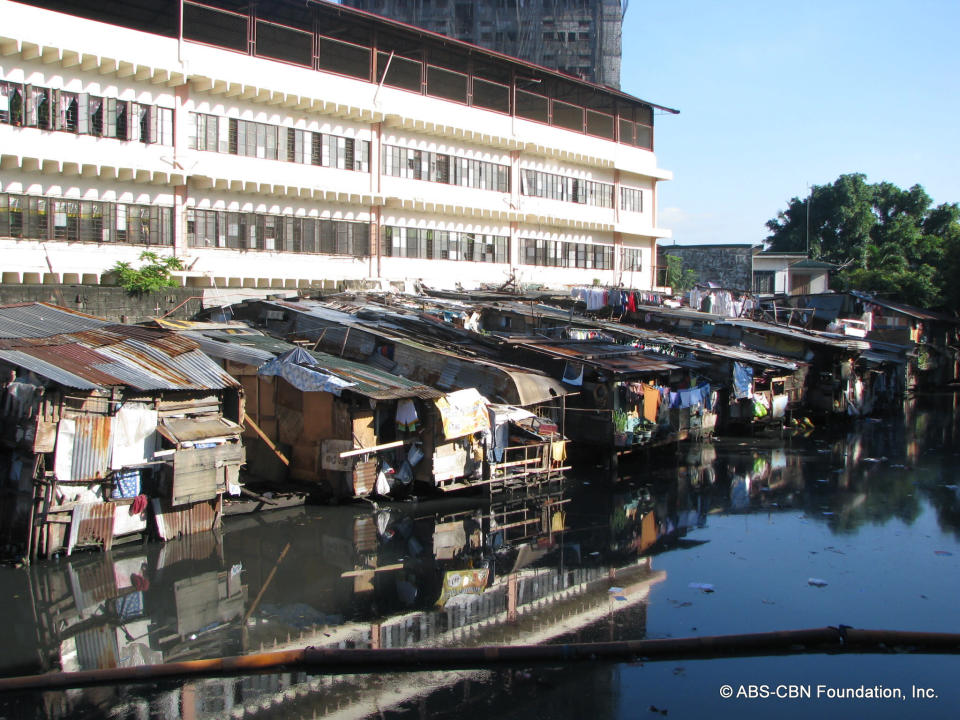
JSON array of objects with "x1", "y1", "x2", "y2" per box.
[{"x1": 0, "y1": 0, "x2": 674, "y2": 291}]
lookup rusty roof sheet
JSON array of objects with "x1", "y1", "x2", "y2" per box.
[{"x1": 0, "y1": 305, "x2": 238, "y2": 391}]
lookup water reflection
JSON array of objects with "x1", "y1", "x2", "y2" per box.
[{"x1": 2, "y1": 395, "x2": 960, "y2": 719}]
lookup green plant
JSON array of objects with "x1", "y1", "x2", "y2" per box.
[
  {"x1": 613, "y1": 409, "x2": 629, "y2": 433},
  {"x1": 110, "y1": 251, "x2": 185, "y2": 293}
]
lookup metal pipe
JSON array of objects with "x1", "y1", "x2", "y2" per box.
[{"x1": 1, "y1": 627, "x2": 959, "y2": 692}]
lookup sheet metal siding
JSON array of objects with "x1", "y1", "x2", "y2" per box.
[
  {"x1": 154, "y1": 500, "x2": 218, "y2": 541},
  {"x1": 0, "y1": 304, "x2": 109, "y2": 339},
  {"x1": 71, "y1": 415, "x2": 114, "y2": 481},
  {"x1": 72, "y1": 502, "x2": 116, "y2": 552}
]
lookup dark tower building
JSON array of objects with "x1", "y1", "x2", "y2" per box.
[{"x1": 342, "y1": 0, "x2": 624, "y2": 89}]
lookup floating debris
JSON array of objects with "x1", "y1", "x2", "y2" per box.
[
  {"x1": 689, "y1": 582, "x2": 715, "y2": 593},
  {"x1": 934, "y1": 550, "x2": 953, "y2": 556},
  {"x1": 808, "y1": 578, "x2": 829, "y2": 587}
]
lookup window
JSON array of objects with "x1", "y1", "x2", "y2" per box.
[
  {"x1": 0, "y1": 193, "x2": 171, "y2": 245},
  {"x1": 185, "y1": 207, "x2": 370, "y2": 257},
  {"x1": 382, "y1": 225, "x2": 507, "y2": 263},
  {"x1": 620, "y1": 187, "x2": 643, "y2": 213},
  {"x1": 622, "y1": 248, "x2": 642, "y2": 272},
  {"x1": 519, "y1": 237, "x2": 613, "y2": 269},
  {"x1": 521, "y1": 169, "x2": 613, "y2": 208},
  {"x1": 0, "y1": 82, "x2": 24, "y2": 125},
  {"x1": 382, "y1": 145, "x2": 509, "y2": 192},
  {"x1": 754, "y1": 270, "x2": 776, "y2": 294}
]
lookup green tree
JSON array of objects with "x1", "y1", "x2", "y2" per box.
[
  {"x1": 664, "y1": 254, "x2": 698, "y2": 293},
  {"x1": 110, "y1": 251, "x2": 185, "y2": 294},
  {"x1": 765, "y1": 174, "x2": 960, "y2": 309}
]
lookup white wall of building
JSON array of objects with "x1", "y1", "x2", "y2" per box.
[{"x1": 0, "y1": 0, "x2": 671, "y2": 291}]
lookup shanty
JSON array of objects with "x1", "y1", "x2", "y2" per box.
[{"x1": 0, "y1": 303, "x2": 244, "y2": 560}]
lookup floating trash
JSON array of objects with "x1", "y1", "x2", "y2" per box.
[
  {"x1": 689, "y1": 582, "x2": 715, "y2": 593},
  {"x1": 808, "y1": 578, "x2": 828, "y2": 587},
  {"x1": 934, "y1": 550, "x2": 953, "y2": 556}
]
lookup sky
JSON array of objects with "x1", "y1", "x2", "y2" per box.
[{"x1": 621, "y1": 0, "x2": 960, "y2": 246}]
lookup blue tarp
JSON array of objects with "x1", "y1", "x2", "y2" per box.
[
  {"x1": 733, "y1": 362, "x2": 754, "y2": 400},
  {"x1": 258, "y1": 347, "x2": 356, "y2": 395}
]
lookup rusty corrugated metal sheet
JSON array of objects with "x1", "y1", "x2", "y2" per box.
[
  {"x1": 70, "y1": 415, "x2": 114, "y2": 481},
  {"x1": 70, "y1": 502, "x2": 116, "y2": 553},
  {"x1": 353, "y1": 459, "x2": 377, "y2": 496},
  {"x1": 20, "y1": 345, "x2": 125, "y2": 387},
  {"x1": 0, "y1": 349, "x2": 100, "y2": 389},
  {"x1": 0, "y1": 305, "x2": 237, "y2": 391},
  {"x1": 152, "y1": 499, "x2": 218, "y2": 542}
]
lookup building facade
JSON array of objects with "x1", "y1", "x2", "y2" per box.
[
  {"x1": 342, "y1": 0, "x2": 624, "y2": 89},
  {"x1": 0, "y1": 0, "x2": 672, "y2": 292}
]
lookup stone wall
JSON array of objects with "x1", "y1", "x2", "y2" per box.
[{"x1": 659, "y1": 246, "x2": 755, "y2": 291}]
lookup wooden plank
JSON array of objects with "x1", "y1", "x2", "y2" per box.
[
  {"x1": 171, "y1": 444, "x2": 244, "y2": 506},
  {"x1": 243, "y1": 412, "x2": 289, "y2": 466},
  {"x1": 339, "y1": 439, "x2": 407, "y2": 458}
]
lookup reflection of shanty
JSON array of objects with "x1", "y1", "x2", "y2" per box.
[
  {"x1": 203, "y1": 560, "x2": 665, "y2": 720},
  {"x1": 24, "y1": 532, "x2": 244, "y2": 691}
]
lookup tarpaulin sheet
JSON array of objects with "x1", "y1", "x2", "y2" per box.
[
  {"x1": 733, "y1": 362, "x2": 754, "y2": 400},
  {"x1": 258, "y1": 347, "x2": 355, "y2": 395},
  {"x1": 435, "y1": 388, "x2": 490, "y2": 439}
]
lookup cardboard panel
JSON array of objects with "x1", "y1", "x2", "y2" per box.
[
  {"x1": 277, "y1": 377, "x2": 302, "y2": 411},
  {"x1": 302, "y1": 391, "x2": 334, "y2": 441},
  {"x1": 258, "y1": 376, "x2": 276, "y2": 417},
  {"x1": 320, "y1": 439, "x2": 354, "y2": 471},
  {"x1": 277, "y1": 405, "x2": 304, "y2": 446}
]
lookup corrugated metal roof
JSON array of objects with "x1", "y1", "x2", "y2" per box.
[
  {"x1": 520, "y1": 341, "x2": 680, "y2": 376},
  {"x1": 0, "y1": 304, "x2": 238, "y2": 391},
  {"x1": 189, "y1": 334, "x2": 278, "y2": 366},
  {"x1": 0, "y1": 303, "x2": 109, "y2": 338},
  {"x1": 0, "y1": 349, "x2": 100, "y2": 389},
  {"x1": 306, "y1": 350, "x2": 442, "y2": 400}
]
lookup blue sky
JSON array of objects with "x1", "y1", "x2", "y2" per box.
[{"x1": 622, "y1": 0, "x2": 960, "y2": 246}]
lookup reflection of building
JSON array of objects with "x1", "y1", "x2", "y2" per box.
[{"x1": 342, "y1": 0, "x2": 624, "y2": 89}]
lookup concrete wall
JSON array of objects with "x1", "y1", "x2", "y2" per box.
[
  {"x1": 660, "y1": 245, "x2": 755, "y2": 291},
  {"x1": 0, "y1": 283, "x2": 204, "y2": 324}
]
